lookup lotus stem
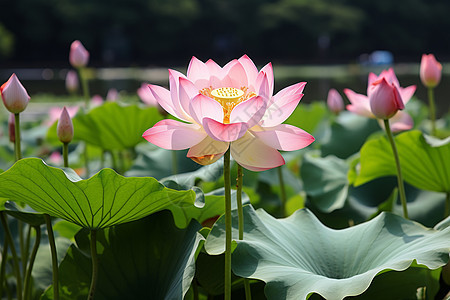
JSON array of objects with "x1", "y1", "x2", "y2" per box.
[
  {"x1": 111, "y1": 151, "x2": 118, "y2": 172},
  {"x1": 63, "y1": 142, "x2": 69, "y2": 168},
  {"x1": 77, "y1": 66, "x2": 91, "y2": 176},
  {"x1": 100, "y1": 150, "x2": 106, "y2": 169},
  {"x1": 14, "y1": 113, "x2": 21, "y2": 161},
  {"x1": 0, "y1": 212, "x2": 22, "y2": 300},
  {"x1": 88, "y1": 230, "x2": 99, "y2": 300},
  {"x1": 277, "y1": 166, "x2": 287, "y2": 217},
  {"x1": 5, "y1": 280, "x2": 12, "y2": 300},
  {"x1": 236, "y1": 165, "x2": 251, "y2": 300},
  {"x1": 23, "y1": 226, "x2": 41, "y2": 300},
  {"x1": 19, "y1": 221, "x2": 25, "y2": 276},
  {"x1": 44, "y1": 214, "x2": 59, "y2": 300},
  {"x1": 427, "y1": 87, "x2": 437, "y2": 136},
  {"x1": 0, "y1": 234, "x2": 9, "y2": 298},
  {"x1": 223, "y1": 148, "x2": 232, "y2": 300},
  {"x1": 383, "y1": 119, "x2": 408, "y2": 219},
  {"x1": 22, "y1": 225, "x2": 31, "y2": 277},
  {"x1": 192, "y1": 279, "x2": 199, "y2": 300},
  {"x1": 78, "y1": 67, "x2": 90, "y2": 110},
  {"x1": 236, "y1": 165, "x2": 244, "y2": 240}
]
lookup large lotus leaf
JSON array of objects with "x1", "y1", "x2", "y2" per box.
[
  {"x1": 41, "y1": 210, "x2": 203, "y2": 300},
  {"x1": 0, "y1": 158, "x2": 196, "y2": 229},
  {"x1": 301, "y1": 153, "x2": 348, "y2": 213},
  {"x1": 125, "y1": 144, "x2": 200, "y2": 179},
  {"x1": 160, "y1": 159, "x2": 224, "y2": 189},
  {"x1": 205, "y1": 205, "x2": 450, "y2": 300},
  {"x1": 0, "y1": 200, "x2": 46, "y2": 226},
  {"x1": 320, "y1": 112, "x2": 379, "y2": 159},
  {"x1": 310, "y1": 178, "x2": 448, "y2": 230},
  {"x1": 346, "y1": 266, "x2": 440, "y2": 299},
  {"x1": 170, "y1": 188, "x2": 250, "y2": 228},
  {"x1": 355, "y1": 130, "x2": 450, "y2": 192},
  {"x1": 47, "y1": 102, "x2": 163, "y2": 151}
]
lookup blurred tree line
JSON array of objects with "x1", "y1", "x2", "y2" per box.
[{"x1": 0, "y1": 0, "x2": 449, "y2": 66}]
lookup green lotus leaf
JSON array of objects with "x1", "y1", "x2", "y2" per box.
[
  {"x1": 320, "y1": 112, "x2": 379, "y2": 159},
  {"x1": 47, "y1": 102, "x2": 163, "y2": 151},
  {"x1": 0, "y1": 158, "x2": 196, "y2": 229},
  {"x1": 0, "y1": 200, "x2": 46, "y2": 226},
  {"x1": 160, "y1": 159, "x2": 224, "y2": 189},
  {"x1": 205, "y1": 205, "x2": 450, "y2": 300},
  {"x1": 41, "y1": 210, "x2": 203, "y2": 300},
  {"x1": 301, "y1": 153, "x2": 349, "y2": 213},
  {"x1": 355, "y1": 130, "x2": 450, "y2": 192},
  {"x1": 169, "y1": 188, "x2": 250, "y2": 228},
  {"x1": 125, "y1": 144, "x2": 200, "y2": 179},
  {"x1": 285, "y1": 102, "x2": 328, "y2": 134}
]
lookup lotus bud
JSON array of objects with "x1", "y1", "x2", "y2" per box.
[
  {"x1": 420, "y1": 54, "x2": 442, "y2": 88},
  {"x1": 65, "y1": 70, "x2": 79, "y2": 93},
  {"x1": 1, "y1": 73, "x2": 30, "y2": 114},
  {"x1": 106, "y1": 88, "x2": 118, "y2": 101},
  {"x1": 57, "y1": 107, "x2": 74, "y2": 143},
  {"x1": 69, "y1": 40, "x2": 89, "y2": 68},
  {"x1": 8, "y1": 113, "x2": 15, "y2": 143},
  {"x1": 369, "y1": 78, "x2": 404, "y2": 120},
  {"x1": 327, "y1": 88, "x2": 344, "y2": 114},
  {"x1": 91, "y1": 95, "x2": 103, "y2": 107}
]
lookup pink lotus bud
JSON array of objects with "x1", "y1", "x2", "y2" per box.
[
  {"x1": 91, "y1": 95, "x2": 103, "y2": 107},
  {"x1": 57, "y1": 107, "x2": 74, "y2": 143},
  {"x1": 420, "y1": 54, "x2": 442, "y2": 88},
  {"x1": 1, "y1": 74, "x2": 30, "y2": 114},
  {"x1": 65, "y1": 70, "x2": 79, "y2": 93},
  {"x1": 369, "y1": 78, "x2": 404, "y2": 120},
  {"x1": 106, "y1": 88, "x2": 118, "y2": 101},
  {"x1": 69, "y1": 40, "x2": 89, "y2": 68},
  {"x1": 327, "y1": 88, "x2": 344, "y2": 114},
  {"x1": 8, "y1": 113, "x2": 15, "y2": 143}
]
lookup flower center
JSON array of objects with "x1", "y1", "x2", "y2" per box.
[
  {"x1": 200, "y1": 86, "x2": 256, "y2": 123},
  {"x1": 211, "y1": 87, "x2": 244, "y2": 102}
]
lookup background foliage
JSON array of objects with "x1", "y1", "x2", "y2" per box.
[{"x1": 1, "y1": 0, "x2": 450, "y2": 65}]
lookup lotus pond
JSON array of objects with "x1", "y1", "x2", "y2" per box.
[{"x1": 0, "y1": 45, "x2": 449, "y2": 300}]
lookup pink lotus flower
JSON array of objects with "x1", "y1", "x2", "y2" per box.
[
  {"x1": 327, "y1": 88, "x2": 344, "y2": 114},
  {"x1": 143, "y1": 55, "x2": 314, "y2": 171},
  {"x1": 57, "y1": 107, "x2": 74, "y2": 143},
  {"x1": 65, "y1": 70, "x2": 79, "y2": 93},
  {"x1": 49, "y1": 151, "x2": 63, "y2": 165},
  {"x1": 344, "y1": 68, "x2": 415, "y2": 132},
  {"x1": 137, "y1": 83, "x2": 158, "y2": 106},
  {"x1": 1, "y1": 73, "x2": 30, "y2": 114},
  {"x1": 420, "y1": 54, "x2": 442, "y2": 88},
  {"x1": 69, "y1": 40, "x2": 89, "y2": 68}
]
